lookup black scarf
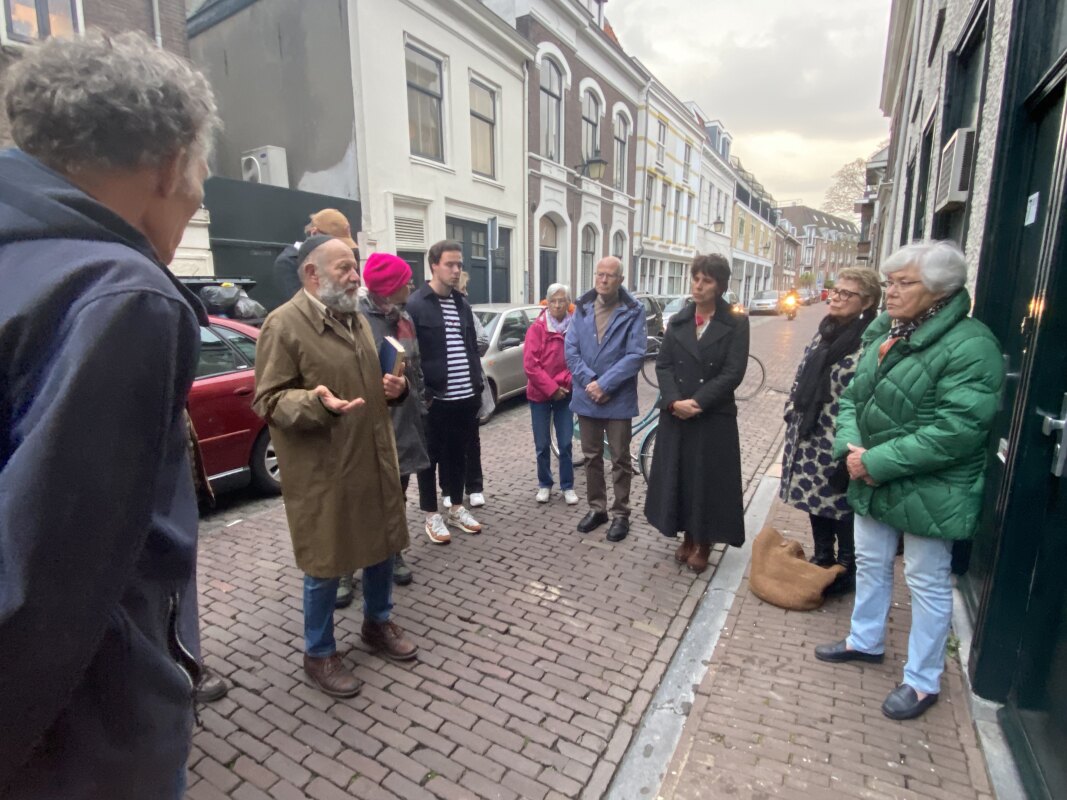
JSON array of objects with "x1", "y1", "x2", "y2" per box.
[{"x1": 792, "y1": 312, "x2": 872, "y2": 438}]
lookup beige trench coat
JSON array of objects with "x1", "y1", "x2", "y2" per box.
[{"x1": 252, "y1": 292, "x2": 409, "y2": 577}]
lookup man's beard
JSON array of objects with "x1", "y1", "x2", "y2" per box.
[{"x1": 319, "y1": 275, "x2": 359, "y2": 313}]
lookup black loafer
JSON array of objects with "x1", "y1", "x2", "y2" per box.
[
  {"x1": 606, "y1": 517, "x2": 630, "y2": 542},
  {"x1": 577, "y1": 510, "x2": 609, "y2": 533},
  {"x1": 814, "y1": 639, "x2": 884, "y2": 664},
  {"x1": 882, "y1": 684, "x2": 938, "y2": 720}
]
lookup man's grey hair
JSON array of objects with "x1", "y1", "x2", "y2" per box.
[
  {"x1": 597, "y1": 255, "x2": 624, "y2": 277},
  {"x1": 545, "y1": 283, "x2": 570, "y2": 302},
  {"x1": 881, "y1": 240, "x2": 968, "y2": 294},
  {"x1": 3, "y1": 32, "x2": 220, "y2": 176}
]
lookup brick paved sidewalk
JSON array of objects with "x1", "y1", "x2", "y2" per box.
[{"x1": 658, "y1": 484, "x2": 994, "y2": 800}]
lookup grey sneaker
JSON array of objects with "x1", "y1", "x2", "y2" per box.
[
  {"x1": 425, "y1": 514, "x2": 451, "y2": 544},
  {"x1": 447, "y1": 505, "x2": 483, "y2": 534},
  {"x1": 335, "y1": 574, "x2": 354, "y2": 608},
  {"x1": 393, "y1": 552, "x2": 413, "y2": 585}
]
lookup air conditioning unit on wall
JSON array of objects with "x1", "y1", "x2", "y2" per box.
[
  {"x1": 934, "y1": 127, "x2": 976, "y2": 212},
  {"x1": 240, "y1": 146, "x2": 289, "y2": 188}
]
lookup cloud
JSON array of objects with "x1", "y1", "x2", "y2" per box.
[{"x1": 609, "y1": 0, "x2": 891, "y2": 207}]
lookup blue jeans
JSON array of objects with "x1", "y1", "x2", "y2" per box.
[
  {"x1": 846, "y1": 514, "x2": 954, "y2": 695},
  {"x1": 530, "y1": 396, "x2": 573, "y2": 490},
  {"x1": 303, "y1": 558, "x2": 394, "y2": 657}
]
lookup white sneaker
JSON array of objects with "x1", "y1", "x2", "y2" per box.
[
  {"x1": 424, "y1": 514, "x2": 451, "y2": 544},
  {"x1": 442, "y1": 495, "x2": 452, "y2": 509},
  {"x1": 469, "y1": 492, "x2": 485, "y2": 508},
  {"x1": 536, "y1": 488, "x2": 551, "y2": 503},
  {"x1": 563, "y1": 489, "x2": 579, "y2": 505},
  {"x1": 447, "y1": 505, "x2": 483, "y2": 534}
]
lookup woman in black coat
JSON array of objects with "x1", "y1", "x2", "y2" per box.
[{"x1": 645, "y1": 254, "x2": 749, "y2": 573}]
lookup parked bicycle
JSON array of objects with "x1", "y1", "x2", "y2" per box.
[
  {"x1": 640, "y1": 350, "x2": 766, "y2": 400},
  {"x1": 550, "y1": 395, "x2": 660, "y2": 482}
]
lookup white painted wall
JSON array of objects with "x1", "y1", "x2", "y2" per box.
[{"x1": 348, "y1": 0, "x2": 532, "y2": 299}]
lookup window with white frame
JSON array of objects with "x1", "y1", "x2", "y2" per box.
[
  {"x1": 581, "y1": 90, "x2": 600, "y2": 163},
  {"x1": 612, "y1": 230, "x2": 625, "y2": 260},
  {"x1": 613, "y1": 113, "x2": 628, "y2": 191},
  {"x1": 581, "y1": 225, "x2": 597, "y2": 290},
  {"x1": 668, "y1": 261, "x2": 686, "y2": 294},
  {"x1": 4, "y1": 0, "x2": 77, "y2": 42},
  {"x1": 684, "y1": 194, "x2": 693, "y2": 245},
  {"x1": 655, "y1": 120, "x2": 667, "y2": 167},
  {"x1": 682, "y1": 143, "x2": 692, "y2": 184},
  {"x1": 469, "y1": 80, "x2": 495, "y2": 178},
  {"x1": 644, "y1": 174, "x2": 655, "y2": 236},
  {"x1": 738, "y1": 214, "x2": 745, "y2": 244},
  {"x1": 539, "y1": 59, "x2": 563, "y2": 162},
  {"x1": 659, "y1": 182, "x2": 669, "y2": 238},
  {"x1": 406, "y1": 45, "x2": 444, "y2": 161}
]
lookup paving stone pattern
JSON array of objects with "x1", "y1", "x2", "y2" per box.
[
  {"x1": 657, "y1": 496, "x2": 995, "y2": 795},
  {"x1": 183, "y1": 309, "x2": 821, "y2": 800}
]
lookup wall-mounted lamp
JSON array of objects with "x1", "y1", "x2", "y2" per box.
[
  {"x1": 573, "y1": 155, "x2": 608, "y2": 182},
  {"x1": 712, "y1": 217, "x2": 725, "y2": 234}
]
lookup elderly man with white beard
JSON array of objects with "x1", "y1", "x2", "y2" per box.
[{"x1": 253, "y1": 235, "x2": 418, "y2": 697}]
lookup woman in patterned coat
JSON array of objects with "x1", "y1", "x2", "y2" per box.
[{"x1": 780, "y1": 267, "x2": 882, "y2": 593}]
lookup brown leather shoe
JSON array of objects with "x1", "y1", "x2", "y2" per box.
[
  {"x1": 303, "y1": 653, "x2": 362, "y2": 698},
  {"x1": 361, "y1": 619, "x2": 419, "y2": 661},
  {"x1": 674, "y1": 533, "x2": 695, "y2": 564},
  {"x1": 687, "y1": 544, "x2": 712, "y2": 574}
]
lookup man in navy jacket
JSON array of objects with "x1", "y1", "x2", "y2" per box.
[{"x1": 0, "y1": 34, "x2": 219, "y2": 799}]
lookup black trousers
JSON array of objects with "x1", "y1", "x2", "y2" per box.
[
  {"x1": 439, "y1": 425, "x2": 483, "y2": 496},
  {"x1": 809, "y1": 513, "x2": 855, "y2": 561},
  {"x1": 417, "y1": 396, "x2": 480, "y2": 512}
]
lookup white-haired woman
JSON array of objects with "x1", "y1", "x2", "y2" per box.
[
  {"x1": 815, "y1": 241, "x2": 1003, "y2": 722},
  {"x1": 523, "y1": 284, "x2": 578, "y2": 504}
]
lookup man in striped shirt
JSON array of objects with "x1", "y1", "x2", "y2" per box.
[{"x1": 405, "y1": 240, "x2": 485, "y2": 543}]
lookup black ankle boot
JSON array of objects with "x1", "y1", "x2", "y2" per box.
[
  {"x1": 826, "y1": 525, "x2": 856, "y2": 595},
  {"x1": 808, "y1": 516, "x2": 837, "y2": 568}
]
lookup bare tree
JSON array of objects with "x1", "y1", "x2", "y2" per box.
[{"x1": 821, "y1": 158, "x2": 866, "y2": 218}]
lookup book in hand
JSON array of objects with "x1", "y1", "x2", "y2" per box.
[{"x1": 379, "y1": 335, "x2": 407, "y2": 376}]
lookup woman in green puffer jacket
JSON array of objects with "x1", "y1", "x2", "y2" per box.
[{"x1": 813, "y1": 240, "x2": 1003, "y2": 722}]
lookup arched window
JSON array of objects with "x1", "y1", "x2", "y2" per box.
[
  {"x1": 613, "y1": 113, "x2": 628, "y2": 191},
  {"x1": 539, "y1": 59, "x2": 562, "y2": 162},
  {"x1": 581, "y1": 225, "x2": 597, "y2": 291},
  {"x1": 581, "y1": 90, "x2": 600, "y2": 163},
  {"x1": 612, "y1": 231, "x2": 626, "y2": 260}
]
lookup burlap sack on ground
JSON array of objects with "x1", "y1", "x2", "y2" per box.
[{"x1": 749, "y1": 525, "x2": 845, "y2": 611}]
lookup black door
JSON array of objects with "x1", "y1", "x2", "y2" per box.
[
  {"x1": 445, "y1": 217, "x2": 511, "y2": 305},
  {"x1": 539, "y1": 249, "x2": 557, "y2": 300}
]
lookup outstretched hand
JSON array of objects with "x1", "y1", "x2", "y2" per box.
[{"x1": 314, "y1": 385, "x2": 365, "y2": 414}]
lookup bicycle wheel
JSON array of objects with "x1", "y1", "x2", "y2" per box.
[
  {"x1": 550, "y1": 412, "x2": 580, "y2": 459},
  {"x1": 736, "y1": 354, "x2": 766, "y2": 401},
  {"x1": 641, "y1": 357, "x2": 659, "y2": 389},
  {"x1": 638, "y1": 426, "x2": 657, "y2": 482},
  {"x1": 645, "y1": 335, "x2": 662, "y2": 358}
]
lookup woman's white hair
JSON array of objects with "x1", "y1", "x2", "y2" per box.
[
  {"x1": 545, "y1": 283, "x2": 571, "y2": 301},
  {"x1": 881, "y1": 240, "x2": 968, "y2": 294}
]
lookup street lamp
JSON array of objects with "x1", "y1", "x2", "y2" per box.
[
  {"x1": 712, "y1": 217, "x2": 725, "y2": 234},
  {"x1": 574, "y1": 154, "x2": 608, "y2": 182}
]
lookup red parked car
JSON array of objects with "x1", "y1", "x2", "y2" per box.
[{"x1": 187, "y1": 316, "x2": 280, "y2": 495}]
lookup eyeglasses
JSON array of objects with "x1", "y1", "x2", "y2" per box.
[
  {"x1": 828, "y1": 287, "x2": 864, "y2": 301},
  {"x1": 883, "y1": 278, "x2": 924, "y2": 292}
]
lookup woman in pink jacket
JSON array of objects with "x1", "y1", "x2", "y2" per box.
[{"x1": 524, "y1": 284, "x2": 579, "y2": 505}]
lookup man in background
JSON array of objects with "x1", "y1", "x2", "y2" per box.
[{"x1": 273, "y1": 208, "x2": 358, "y2": 301}]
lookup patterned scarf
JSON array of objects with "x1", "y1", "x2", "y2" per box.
[
  {"x1": 878, "y1": 291, "x2": 957, "y2": 362},
  {"x1": 546, "y1": 310, "x2": 573, "y2": 335}
]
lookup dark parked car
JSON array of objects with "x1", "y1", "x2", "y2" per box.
[
  {"x1": 187, "y1": 316, "x2": 280, "y2": 496},
  {"x1": 633, "y1": 292, "x2": 665, "y2": 338}
]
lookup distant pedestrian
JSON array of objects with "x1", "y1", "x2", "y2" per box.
[
  {"x1": 442, "y1": 269, "x2": 488, "y2": 509},
  {"x1": 359, "y1": 252, "x2": 431, "y2": 586},
  {"x1": 815, "y1": 241, "x2": 1003, "y2": 721},
  {"x1": 0, "y1": 32, "x2": 218, "y2": 799},
  {"x1": 565, "y1": 256, "x2": 647, "y2": 542},
  {"x1": 524, "y1": 284, "x2": 578, "y2": 505},
  {"x1": 645, "y1": 255, "x2": 749, "y2": 572},
  {"x1": 254, "y1": 236, "x2": 418, "y2": 699},
  {"x1": 273, "y1": 208, "x2": 358, "y2": 302},
  {"x1": 780, "y1": 267, "x2": 881, "y2": 594},
  {"x1": 406, "y1": 241, "x2": 485, "y2": 543}
]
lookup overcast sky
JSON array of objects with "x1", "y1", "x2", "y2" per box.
[{"x1": 607, "y1": 0, "x2": 891, "y2": 209}]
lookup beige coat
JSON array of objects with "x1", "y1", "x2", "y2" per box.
[{"x1": 253, "y1": 291, "x2": 409, "y2": 577}]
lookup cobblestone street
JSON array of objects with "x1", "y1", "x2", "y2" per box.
[{"x1": 183, "y1": 305, "x2": 988, "y2": 800}]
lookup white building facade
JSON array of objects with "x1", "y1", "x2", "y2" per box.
[
  {"x1": 633, "y1": 74, "x2": 706, "y2": 297},
  {"x1": 687, "y1": 107, "x2": 735, "y2": 265}
]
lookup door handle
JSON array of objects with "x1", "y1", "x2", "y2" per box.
[
  {"x1": 1036, "y1": 392, "x2": 1067, "y2": 477},
  {"x1": 233, "y1": 387, "x2": 253, "y2": 396}
]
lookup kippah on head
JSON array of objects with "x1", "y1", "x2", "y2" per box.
[{"x1": 297, "y1": 234, "x2": 335, "y2": 266}]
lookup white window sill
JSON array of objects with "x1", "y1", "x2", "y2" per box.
[
  {"x1": 472, "y1": 174, "x2": 505, "y2": 190},
  {"x1": 410, "y1": 155, "x2": 455, "y2": 175}
]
